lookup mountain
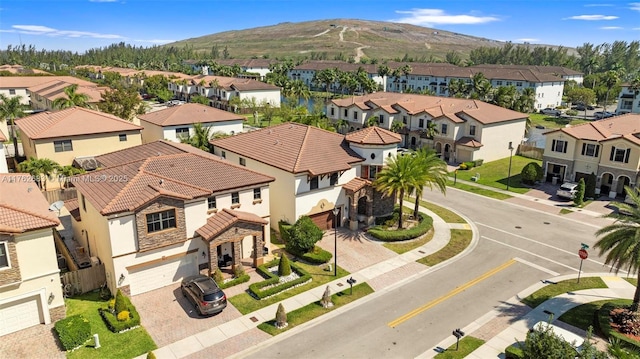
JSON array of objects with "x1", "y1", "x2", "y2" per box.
[{"x1": 165, "y1": 19, "x2": 564, "y2": 62}]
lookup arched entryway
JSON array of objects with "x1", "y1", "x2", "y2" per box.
[
  {"x1": 616, "y1": 175, "x2": 631, "y2": 197},
  {"x1": 444, "y1": 144, "x2": 451, "y2": 162},
  {"x1": 600, "y1": 173, "x2": 614, "y2": 195}
]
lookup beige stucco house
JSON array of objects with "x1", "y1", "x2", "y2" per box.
[
  {"x1": 329, "y1": 93, "x2": 528, "y2": 164},
  {"x1": 542, "y1": 113, "x2": 640, "y2": 198},
  {"x1": 0, "y1": 174, "x2": 64, "y2": 336},
  {"x1": 138, "y1": 103, "x2": 245, "y2": 143},
  {"x1": 28, "y1": 80, "x2": 107, "y2": 111},
  {"x1": 67, "y1": 141, "x2": 274, "y2": 296}
]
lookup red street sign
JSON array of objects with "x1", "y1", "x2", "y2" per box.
[{"x1": 578, "y1": 249, "x2": 588, "y2": 260}]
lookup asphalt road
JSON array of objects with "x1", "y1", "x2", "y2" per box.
[{"x1": 244, "y1": 187, "x2": 615, "y2": 359}]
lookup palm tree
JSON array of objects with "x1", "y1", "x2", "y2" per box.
[
  {"x1": 180, "y1": 123, "x2": 212, "y2": 151},
  {"x1": 447, "y1": 79, "x2": 467, "y2": 98},
  {"x1": 336, "y1": 119, "x2": 349, "y2": 134},
  {"x1": 595, "y1": 186, "x2": 640, "y2": 311},
  {"x1": 422, "y1": 121, "x2": 439, "y2": 140},
  {"x1": 410, "y1": 149, "x2": 447, "y2": 219},
  {"x1": 603, "y1": 70, "x2": 621, "y2": 107},
  {"x1": 0, "y1": 94, "x2": 25, "y2": 157},
  {"x1": 58, "y1": 165, "x2": 85, "y2": 189},
  {"x1": 366, "y1": 116, "x2": 379, "y2": 127},
  {"x1": 390, "y1": 121, "x2": 405, "y2": 133},
  {"x1": 374, "y1": 154, "x2": 421, "y2": 229},
  {"x1": 18, "y1": 157, "x2": 60, "y2": 191},
  {"x1": 52, "y1": 84, "x2": 90, "y2": 109},
  {"x1": 38, "y1": 158, "x2": 61, "y2": 191}
]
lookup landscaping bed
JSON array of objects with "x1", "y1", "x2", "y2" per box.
[
  {"x1": 368, "y1": 211, "x2": 433, "y2": 242},
  {"x1": 520, "y1": 277, "x2": 607, "y2": 308}
]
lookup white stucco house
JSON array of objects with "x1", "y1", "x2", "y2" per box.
[{"x1": 616, "y1": 83, "x2": 640, "y2": 115}]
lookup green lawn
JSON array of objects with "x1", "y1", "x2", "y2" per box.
[
  {"x1": 521, "y1": 277, "x2": 608, "y2": 308},
  {"x1": 447, "y1": 181, "x2": 513, "y2": 200},
  {"x1": 384, "y1": 228, "x2": 434, "y2": 254},
  {"x1": 450, "y1": 155, "x2": 541, "y2": 194},
  {"x1": 65, "y1": 291, "x2": 156, "y2": 359},
  {"x1": 407, "y1": 197, "x2": 466, "y2": 223},
  {"x1": 559, "y1": 208, "x2": 573, "y2": 215},
  {"x1": 417, "y1": 229, "x2": 472, "y2": 266},
  {"x1": 528, "y1": 113, "x2": 591, "y2": 130},
  {"x1": 257, "y1": 283, "x2": 374, "y2": 335},
  {"x1": 434, "y1": 336, "x2": 485, "y2": 358},
  {"x1": 625, "y1": 277, "x2": 637, "y2": 287},
  {"x1": 229, "y1": 262, "x2": 349, "y2": 314}
]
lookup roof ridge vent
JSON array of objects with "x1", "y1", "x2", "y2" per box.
[{"x1": 275, "y1": 140, "x2": 279, "y2": 145}]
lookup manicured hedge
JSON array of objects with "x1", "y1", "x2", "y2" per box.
[
  {"x1": 249, "y1": 258, "x2": 311, "y2": 299},
  {"x1": 98, "y1": 294, "x2": 141, "y2": 333},
  {"x1": 217, "y1": 273, "x2": 251, "y2": 289},
  {"x1": 278, "y1": 221, "x2": 292, "y2": 243},
  {"x1": 473, "y1": 159, "x2": 484, "y2": 167},
  {"x1": 54, "y1": 314, "x2": 91, "y2": 351},
  {"x1": 288, "y1": 245, "x2": 332, "y2": 264},
  {"x1": 598, "y1": 302, "x2": 640, "y2": 350},
  {"x1": 367, "y1": 212, "x2": 433, "y2": 242},
  {"x1": 504, "y1": 344, "x2": 523, "y2": 359}
]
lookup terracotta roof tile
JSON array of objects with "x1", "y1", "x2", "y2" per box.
[
  {"x1": 0, "y1": 76, "x2": 96, "y2": 89},
  {"x1": 15, "y1": 107, "x2": 142, "y2": 140},
  {"x1": 0, "y1": 174, "x2": 60, "y2": 233},
  {"x1": 345, "y1": 127, "x2": 402, "y2": 145},
  {"x1": 342, "y1": 177, "x2": 371, "y2": 192},
  {"x1": 548, "y1": 114, "x2": 640, "y2": 145},
  {"x1": 64, "y1": 198, "x2": 81, "y2": 222},
  {"x1": 456, "y1": 136, "x2": 483, "y2": 148},
  {"x1": 138, "y1": 103, "x2": 244, "y2": 126},
  {"x1": 211, "y1": 123, "x2": 364, "y2": 176},
  {"x1": 196, "y1": 208, "x2": 268, "y2": 241},
  {"x1": 28, "y1": 81, "x2": 106, "y2": 103}
]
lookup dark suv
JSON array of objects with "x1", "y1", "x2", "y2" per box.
[{"x1": 181, "y1": 275, "x2": 227, "y2": 316}]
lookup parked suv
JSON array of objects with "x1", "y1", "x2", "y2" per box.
[
  {"x1": 181, "y1": 275, "x2": 227, "y2": 316},
  {"x1": 556, "y1": 182, "x2": 579, "y2": 200},
  {"x1": 541, "y1": 108, "x2": 561, "y2": 116}
]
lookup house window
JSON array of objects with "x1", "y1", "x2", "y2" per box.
[
  {"x1": 221, "y1": 151, "x2": 226, "y2": 159},
  {"x1": 379, "y1": 114, "x2": 384, "y2": 124},
  {"x1": 496, "y1": 81, "x2": 503, "y2": 86},
  {"x1": 581, "y1": 143, "x2": 600, "y2": 157},
  {"x1": 175, "y1": 127, "x2": 189, "y2": 139},
  {"x1": 232, "y1": 192, "x2": 240, "y2": 204},
  {"x1": 419, "y1": 119, "x2": 424, "y2": 128},
  {"x1": 506, "y1": 81, "x2": 512, "y2": 86},
  {"x1": 330, "y1": 173, "x2": 338, "y2": 186},
  {"x1": 516, "y1": 82, "x2": 522, "y2": 87},
  {"x1": 330, "y1": 108, "x2": 335, "y2": 116},
  {"x1": 119, "y1": 134, "x2": 127, "y2": 142},
  {"x1": 239, "y1": 158, "x2": 246, "y2": 166},
  {"x1": 253, "y1": 188, "x2": 261, "y2": 200},
  {"x1": 54, "y1": 140, "x2": 73, "y2": 152},
  {"x1": 207, "y1": 196, "x2": 216, "y2": 210},
  {"x1": 310, "y1": 176, "x2": 319, "y2": 190},
  {"x1": 610, "y1": 147, "x2": 631, "y2": 163},
  {"x1": 9, "y1": 89, "x2": 15, "y2": 95},
  {"x1": 403, "y1": 116, "x2": 408, "y2": 124},
  {"x1": 81, "y1": 194, "x2": 86, "y2": 212},
  {"x1": 353, "y1": 111, "x2": 358, "y2": 120},
  {"x1": 369, "y1": 165, "x2": 379, "y2": 179},
  {"x1": 441, "y1": 124, "x2": 448, "y2": 135},
  {"x1": 344, "y1": 109, "x2": 348, "y2": 117},
  {"x1": 551, "y1": 139, "x2": 567, "y2": 153},
  {"x1": 0, "y1": 242, "x2": 9, "y2": 268},
  {"x1": 146, "y1": 209, "x2": 176, "y2": 233},
  {"x1": 470, "y1": 125, "x2": 476, "y2": 136}
]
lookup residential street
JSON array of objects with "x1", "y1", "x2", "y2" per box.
[{"x1": 242, "y1": 187, "x2": 615, "y2": 358}]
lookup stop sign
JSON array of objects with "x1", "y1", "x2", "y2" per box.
[{"x1": 578, "y1": 249, "x2": 588, "y2": 260}]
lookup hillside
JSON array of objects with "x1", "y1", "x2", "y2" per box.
[{"x1": 166, "y1": 19, "x2": 523, "y2": 61}]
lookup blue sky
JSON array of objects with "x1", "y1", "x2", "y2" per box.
[{"x1": 0, "y1": 0, "x2": 639, "y2": 53}]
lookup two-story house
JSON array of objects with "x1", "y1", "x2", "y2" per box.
[
  {"x1": 288, "y1": 61, "x2": 384, "y2": 92},
  {"x1": 0, "y1": 174, "x2": 64, "y2": 336},
  {"x1": 616, "y1": 83, "x2": 640, "y2": 115},
  {"x1": 542, "y1": 113, "x2": 640, "y2": 198},
  {"x1": 328, "y1": 93, "x2": 528, "y2": 163},
  {"x1": 28, "y1": 80, "x2": 107, "y2": 111},
  {"x1": 138, "y1": 103, "x2": 245, "y2": 143},
  {"x1": 68, "y1": 141, "x2": 274, "y2": 296}
]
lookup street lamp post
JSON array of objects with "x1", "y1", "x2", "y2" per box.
[
  {"x1": 506, "y1": 142, "x2": 514, "y2": 191},
  {"x1": 332, "y1": 207, "x2": 339, "y2": 277}
]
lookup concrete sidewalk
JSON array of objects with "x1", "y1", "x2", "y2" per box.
[
  {"x1": 145, "y1": 206, "x2": 479, "y2": 359},
  {"x1": 420, "y1": 273, "x2": 635, "y2": 358}
]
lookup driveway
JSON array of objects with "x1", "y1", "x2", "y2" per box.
[
  {"x1": 0, "y1": 323, "x2": 64, "y2": 359},
  {"x1": 316, "y1": 228, "x2": 397, "y2": 273}
]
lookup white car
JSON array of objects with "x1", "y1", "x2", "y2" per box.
[
  {"x1": 556, "y1": 182, "x2": 578, "y2": 199},
  {"x1": 541, "y1": 108, "x2": 562, "y2": 116}
]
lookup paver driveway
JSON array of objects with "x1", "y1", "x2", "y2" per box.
[
  {"x1": 316, "y1": 228, "x2": 397, "y2": 273},
  {"x1": 0, "y1": 323, "x2": 65, "y2": 359}
]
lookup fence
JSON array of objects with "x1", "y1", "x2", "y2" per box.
[
  {"x1": 517, "y1": 144, "x2": 544, "y2": 160},
  {"x1": 42, "y1": 187, "x2": 77, "y2": 203},
  {"x1": 61, "y1": 263, "x2": 106, "y2": 295}
]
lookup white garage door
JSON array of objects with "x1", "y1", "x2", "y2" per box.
[
  {"x1": 129, "y1": 254, "x2": 198, "y2": 296},
  {"x1": 0, "y1": 296, "x2": 43, "y2": 336}
]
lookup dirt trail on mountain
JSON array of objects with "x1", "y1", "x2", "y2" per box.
[{"x1": 338, "y1": 26, "x2": 369, "y2": 62}]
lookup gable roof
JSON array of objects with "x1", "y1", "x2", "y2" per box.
[
  {"x1": 74, "y1": 141, "x2": 274, "y2": 215},
  {"x1": 332, "y1": 93, "x2": 527, "y2": 125},
  {"x1": 196, "y1": 208, "x2": 268, "y2": 241},
  {"x1": 0, "y1": 76, "x2": 96, "y2": 89},
  {"x1": 0, "y1": 174, "x2": 60, "y2": 233},
  {"x1": 345, "y1": 126, "x2": 402, "y2": 145},
  {"x1": 211, "y1": 123, "x2": 364, "y2": 176},
  {"x1": 15, "y1": 107, "x2": 142, "y2": 140},
  {"x1": 544, "y1": 113, "x2": 640, "y2": 146},
  {"x1": 138, "y1": 103, "x2": 244, "y2": 127},
  {"x1": 28, "y1": 80, "x2": 106, "y2": 103}
]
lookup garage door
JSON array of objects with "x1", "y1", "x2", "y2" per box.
[
  {"x1": 309, "y1": 209, "x2": 339, "y2": 230},
  {"x1": 0, "y1": 296, "x2": 43, "y2": 336},
  {"x1": 129, "y1": 254, "x2": 198, "y2": 296}
]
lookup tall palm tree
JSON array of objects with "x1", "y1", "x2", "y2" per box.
[
  {"x1": 336, "y1": 119, "x2": 349, "y2": 134},
  {"x1": 0, "y1": 94, "x2": 25, "y2": 157},
  {"x1": 595, "y1": 186, "x2": 640, "y2": 311},
  {"x1": 180, "y1": 123, "x2": 212, "y2": 151},
  {"x1": 410, "y1": 149, "x2": 448, "y2": 219},
  {"x1": 38, "y1": 158, "x2": 61, "y2": 191},
  {"x1": 422, "y1": 121, "x2": 439, "y2": 140},
  {"x1": 374, "y1": 154, "x2": 421, "y2": 229},
  {"x1": 53, "y1": 84, "x2": 90, "y2": 109},
  {"x1": 18, "y1": 157, "x2": 60, "y2": 191}
]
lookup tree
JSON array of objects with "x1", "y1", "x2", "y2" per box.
[
  {"x1": 374, "y1": 154, "x2": 420, "y2": 229},
  {"x1": 58, "y1": 165, "x2": 85, "y2": 189},
  {"x1": 585, "y1": 173, "x2": 597, "y2": 200},
  {"x1": 189, "y1": 94, "x2": 209, "y2": 105},
  {"x1": 390, "y1": 121, "x2": 405, "y2": 133},
  {"x1": 52, "y1": 84, "x2": 90, "y2": 109},
  {"x1": 19, "y1": 157, "x2": 61, "y2": 191},
  {"x1": 275, "y1": 303, "x2": 287, "y2": 329},
  {"x1": 366, "y1": 116, "x2": 379, "y2": 127},
  {"x1": 565, "y1": 87, "x2": 596, "y2": 118},
  {"x1": 278, "y1": 254, "x2": 291, "y2": 276},
  {"x1": 0, "y1": 94, "x2": 25, "y2": 158},
  {"x1": 595, "y1": 186, "x2": 640, "y2": 311},
  {"x1": 422, "y1": 121, "x2": 439, "y2": 140},
  {"x1": 286, "y1": 216, "x2": 323, "y2": 254},
  {"x1": 518, "y1": 323, "x2": 606, "y2": 359},
  {"x1": 180, "y1": 123, "x2": 212, "y2": 151},
  {"x1": 97, "y1": 85, "x2": 146, "y2": 121},
  {"x1": 410, "y1": 149, "x2": 448, "y2": 219},
  {"x1": 335, "y1": 119, "x2": 349, "y2": 134},
  {"x1": 260, "y1": 100, "x2": 277, "y2": 127},
  {"x1": 521, "y1": 162, "x2": 543, "y2": 185},
  {"x1": 573, "y1": 178, "x2": 585, "y2": 206}
]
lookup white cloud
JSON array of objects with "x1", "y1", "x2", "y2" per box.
[
  {"x1": 600, "y1": 26, "x2": 623, "y2": 29},
  {"x1": 134, "y1": 39, "x2": 176, "y2": 44},
  {"x1": 634, "y1": 27, "x2": 640, "y2": 30},
  {"x1": 8, "y1": 24, "x2": 124, "y2": 39},
  {"x1": 391, "y1": 8, "x2": 499, "y2": 26},
  {"x1": 564, "y1": 14, "x2": 618, "y2": 20},
  {"x1": 630, "y1": 2, "x2": 640, "y2": 11},
  {"x1": 516, "y1": 38, "x2": 540, "y2": 43}
]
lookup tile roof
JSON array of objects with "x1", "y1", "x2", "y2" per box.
[
  {"x1": 15, "y1": 107, "x2": 142, "y2": 140},
  {"x1": 196, "y1": 208, "x2": 268, "y2": 241},
  {"x1": 73, "y1": 141, "x2": 274, "y2": 215},
  {"x1": 189, "y1": 75, "x2": 279, "y2": 91},
  {"x1": 456, "y1": 136, "x2": 483, "y2": 148},
  {"x1": 138, "y1": 103, "x2": 244, "y2": 126},
  {"x1": 0, "y1": 76, "x2": 96, "y2": 89},
  {"x1": 211, "y1": 123, "x2": 364, "y2": 176},
  {"x1": 545, "y1": 113, "x2": 640, "y2": 146},
  {"x1": 470, "y1": 64, "x2": 583, "y2": 76},
  {"x1": 332, "y1": 93, "x2": 527, "y2": 125},
  {"x1": 28, "y1": 81, "x2": 107, "y2": 103},
  {"x1": 64, "y1": 198, "x2": 81, "y2": 222},
  {"x1": 293, "y1": 61, "x2": 379, "y2": 74},
  {"x1": 0, "y1": 174, "x2": 60, "y2": 233},
  {"x1": 345, "y1": 126, "x2": 402, "y2": 145},
  {"x1": 342, "y1": 177, "x2": 372, "y2": 193},
  {"x1": 0, "y1": 65, "x2": 50, "y2": 75}
]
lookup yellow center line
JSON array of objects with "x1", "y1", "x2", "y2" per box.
[{"x1": 388, "y1": 258, "x2": 517, "y2": 328}]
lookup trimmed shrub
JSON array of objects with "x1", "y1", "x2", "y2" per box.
[
  {"x1": 249, "y1": 258, "x2": 312, "y2": 299},
  {"x1": 117, "y1": 310, "x2": 130, "y2": 322},
  {"x1": 473, "y1": 159, "x2": 484, "y2": 167},
  {"x1": 585, "y1": 172, "x2": 597, "y2": 199},
  {"x1": 278, "y1": 254, "x2": 292, "y2": 276},
  {"x1": 286, "y1": 216, "x2": 323, "y2": 254},
  {"x1": 275, "y1": 303, "x2": 287, "y2": 329},
  {"x1": 54, "y1": 314, "x2": 91, "y2": 351},
  {"x1": 234, "y1": 264, "x2": 245, "y2": 278},
  {"x1": 114, "y1": 289, "x2": 127, "y2": 314},
  {"x1": 297, "y1": 246, "x2": 332, "y2": 264},
  {"x1": 278, "y1": 221, "x2": 293, "y2": 243},
  {"x1": 573, "y1": 178, "x2": 585, "y2": 206},
  {"x1": 521, "y1": 162, "x2": 543, "y2": 185},
  {"x1": 217, "y1": 273, "x2": 250, "y2": 289},
  {"x1": 463, "y1": 161, "x2": 475, "y2": 169},
  {"x1": 147, "y1": 352, "x2": 157, "y2": 359},
  {"x1": 99, "y1": 293, "x2": 141, "y2": 333},
  {"x1": 459, "y1": 163, "x2": 468, "y2": 170},
  {"x1": 367, "y1": 212, "x2": 433, "y2": 241},
  {"x1": 598, "y1": 302, "x2": 640, "y2": 350},
  {"x1": 213, "y1": 267, "x2": 224, "y2": 283},
  {"x1": 504, "y1": 344, "x2": 524, "y2": 359},
  {"x1": 108, "y1": 298, "x2": 116, "y2": 311},
  {"x1": 566, "y1": 109, "x2": 578, "y2": 116}
]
